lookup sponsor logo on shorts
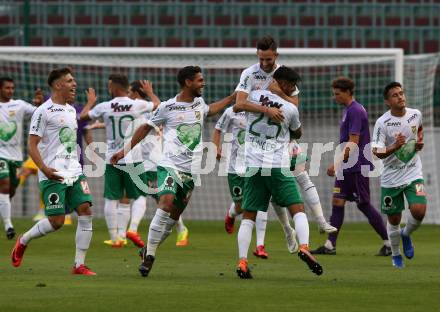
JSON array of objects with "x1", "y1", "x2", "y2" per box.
[
  {"x1": 383, "y1": 196, "x2": 393, "y2": 210},
  {"x1": 333, "y1": 187, "x2": 341, "y2": 194},
  {"x1": 47, "y1": 192, "x2": 63, "y2": 210},
  {"x1": 411, "y1": 126, "x2": 417, "y2": 134},
  {"x1": 232, "y1": 186, "x2": 242, "y2": 197},
  {"x1": 0, "y1": 160, "x2": 7, "y2": 172},
  {"x1": 80, "y1": 180, "x2": 91, "y2": 194}
]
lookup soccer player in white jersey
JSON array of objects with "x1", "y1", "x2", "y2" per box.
[
  {"x1": 80, "y1": 74, "x2": 159, "y2": 248},
  {"x1": 213, "y1": 107, "x2": 296, "y2": 258},
  {"x1": 126, "y1": 81, "x2": 190, "y2": 247},
  {"x1": 11, "y1": 68, "x2": 95, "y2": 275},
  {"x1": 111, "y1": 66, "x2": 235, "y2": 277},
  {"x1": 372, "y1": 82, "x2": 426, "y2": 268},
  {"x1": 234, "y1": 66, "x2": 323, "y2": 278},
  {"x1": 0, "y1": 77, "x2": 43, "y2": 239},
  {"x1": 235, "y1": 36, "x2": 336, "y2": 256}
]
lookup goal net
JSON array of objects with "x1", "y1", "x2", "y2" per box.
[{"x1": 0, "y1": 47, "x2": 438, "y2": 223}]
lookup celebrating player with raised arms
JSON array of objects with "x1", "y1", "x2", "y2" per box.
[
  {"x1": 80, "y1": 74, "x2": 159, "y2": 248},
  {"x1": 235, "y1": 66, "x2": 323, "y2": 279},
  {"x1": 111, "y1": 66, "x2": 235, "y2": 277},
  {"x1": 372, "y1": 82, "x2": 426, "y2": 268},
  {"x1": 12, "y1": 68, "x2": 95, "y2": 275}
]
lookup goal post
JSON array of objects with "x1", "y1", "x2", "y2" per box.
[{"x1": 0, "y1": 47, "x2": 438, "y2": 223}]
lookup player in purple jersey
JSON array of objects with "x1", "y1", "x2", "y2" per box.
[{"x1": 311, "y1": 77, "x2": 391, "y2": 256}]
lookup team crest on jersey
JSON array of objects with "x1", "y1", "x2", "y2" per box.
[
  {"x1": 195, "y1": 111, "x2": 201, "y2": 120},
  {"x1": 411, "y1": 126, "x2": 417, "y2": 134}
]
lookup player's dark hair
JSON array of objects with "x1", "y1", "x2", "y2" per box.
[
  {"x1": 47, "y1": 68, "x2": 72, "y2": 87},
  {"x1": 273, "y1": 66, "x2": 301, "y2": 85},
  {"x1": 256, "y1": 36, "x2": 277, "y2": 51},
  {"x1": 332, "y1": 77, "x2": 355, "y2": 95},
  {"x1": 130, "y1": 80, "x2": 147, "y2": 99},
  {"x1": 109, "y1": 74, "x2": 129, "y2": 89},
  {"x1": 0, "y1": 77, "x2": 13, "y2": 88},
  {"x1": 177, "y1": 66, "x2": 202, "y2": 88},
  {"x1": 383, "y1": 81, "x2": 402, "y2": 99}
]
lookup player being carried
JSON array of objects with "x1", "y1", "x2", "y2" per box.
[
  {"x1": 0, "y1": 77, "x2": 43, "y2": 239},
  {"x1": 126, "y1": 80, "x2": 190, "y2": 248},
  {"x1": 80, "y1": 74, "x2": 159, "y2": 248},
  {"x1": 234, "y1": 66, "x2": 323, "y2": 278},
  {"x1": 11, "y1": 68, "x2": 95, "y2": 275},
  {"x1": 372, "y1": 82, "x2": 427, "y2": 268},
  {"x1": 231, "y1": 36, "x2": 335, "y2": 258},
  {"x1": 111, "y1": 66, "x2": 235, "y2": 277}
]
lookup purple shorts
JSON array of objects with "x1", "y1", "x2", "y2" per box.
[{"x1": 333, "y1": 172, "x2": 370, "y2": 204}]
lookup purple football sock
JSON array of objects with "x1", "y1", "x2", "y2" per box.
[
  {"x1": 357, "y1": 202, "x2": 388, "y2": 240},
  {"x1": 328, "y1": 205, "x2": 345, "y2": 247}
]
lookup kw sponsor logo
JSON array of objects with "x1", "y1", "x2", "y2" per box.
[
  {"x1": 111, "y1": 102, "x2": 132, "y2": 112},
  {"x1": 259, "y1": 95, "x2": 283, "y2": 109},
  {"x1": 407, "y1": 113, "x2": 417, "y2": 123}
]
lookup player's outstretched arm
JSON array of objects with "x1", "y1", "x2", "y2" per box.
[
  {"x1": 79, "y1": 88, "x2": 97, "y2": 121},
  {"x1": 212, "y1": 128, "x2": 222, "y2": 160},
  {"x1": 372, "y1": 133, "x2": 406, "y2": 159},
  {"x1": 140, "y1": 80, "x2": 160, "y2": 110},
  {"x1": 233, "y1": 91, "x2": 284, "y2": 122},
  {"x1": 28, "y1": 134, "x2": 63, "y2": 181},
  {"x1": 415, "y1": 125, "x2": 424, "y2": 151},
  {"x1": 207, "y1": 92, "x2": 236, "y2": 117},
  {"x1": 110, "y1": 123, "x2": 153, "y2": 165}
]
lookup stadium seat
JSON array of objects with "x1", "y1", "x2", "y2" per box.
[
  {"x1": 131, "y1": 15, "x2": 148, "y2": 25},
  {"x1": 0, "y1": 37, "x2": 15, "y2": 45},
  {"x1": 415, "y1": 17, "x2": 429, "y2": 26},
  {"x1": 300, "y1": 16, "x2": 316, "y2": 26},
  {"x1": 271, "y1": 15, "x2": 288, "y2": 26},
  {"x1": 0, "y1": 16, "x2": 10, "y2": 24},
  {"x1": 30, "y1": 37, "x2": 43, "y2": 46},
  {"x1": 159, "y1": 15, "x2": 175, "y2": 25},
  {"x1": 243, "y1": 15, "x2": 259, "y2": 26},
  {"x1": 109, "y1": 38, "x2": 126, "y2": 46},
  {"x1": 215, "y1": 16, "x2": 232, "y2": 26},
  {"x1": 194, "y1": 38, "x2": 210, "y2": 47},
  {"x1": 166, "y1": 38, "x2": 183, "y2": 47},
  {"x1": 385, "y1": 17, "x2": 401, "y2": 26},
  {"x1": 75, "y1": 15, "x2": 92, "y2": 24},
  {"x1": 366, "y1": 40, "x2": 381, "y2": 48},
  {"x1": 187, "y1": 15, "x2": 203, "y2": 25},
  {"x1": 81, "y1": 38, "x2": 99, "y2": 46},
  {"x1": 309, "y1": 39, "x2": 325, "y2": 48},
  {"x1": 327, "y1": 16, "x2": 344, "y2": 26},
  {"x1": 424, "y1": 40, "x2": 439, "y2": 53},
  {"x1": 53, "y1": 37, "x2": 70, "y2": 46},
  {"x1": 47, "y1": 15, "x2": 64, "y2": 24},
  {"x1": 138, "y1": 38, "x2": 154, "y2": 46},
  {"x1": 102, "y1": 15, "x2": 119, "y2": 25},
  {"x1": 395, "y1": 40, "x2": 411, "y2": 52},
  {"x1": 222, "y1": 39, "x2": 240, "y2": 47},
  {"x1": 356, "y1": 16, "x2": 372, "y2": 26}
]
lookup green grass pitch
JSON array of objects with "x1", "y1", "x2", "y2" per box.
[{"x1": 1, "y1": 219, "x2": 439, "y2": 312}]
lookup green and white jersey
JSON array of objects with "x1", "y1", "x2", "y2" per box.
[
  {"x1": 215, "y1": 107, "x2": 246, "y2": 174},
  {"x1": 245, "y1": 90, "x2": 301, "y2": 169},
  {"x1": 29, "y1": 99, "x2": 82, "y2": 182},
  {"x1": 140, "y1": 112, "x2": 162, "y2": 172},
  {"x1": 372, "y1": 108, "x2": 423, "y2": 188},
  {"x1": 235, "y1": 63, "x2": 300, "y2": 96},
  {"x1": 0, "y1": 99, "x2": 36, "y2": 161},
  {"x1": 146, "y1": 96, "x2": 210, "y2": 173},
  {"x1": 88, "y1": 96, "x2": 154, "y2": 164}
]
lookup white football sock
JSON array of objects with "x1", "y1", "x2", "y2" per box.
[
  {"x1": 387, "y1": 221, "x2": 401, "y2": 256},
  {"x1": 161, "y1": 217, "x2": 177, "y2": 243},
  {"x1": 128, "y1": 196, "x2": 146, "y2": 232},
  {"x1": 271, "y1": 201, "x2": 293, "y2": 233},
  {"x1": 255, "y1": 210, "x2": 268, "y2": 246},
  {"x1": 238, "y1": 219, "x2": 254, "y2": 259},
  {"x1": 75, "y1": 215, "x2": 93, "y2": 268},
  {"x1": 293, "y1": 212, "x2": 309, "y2": 246},
  {"x1": 104, "y1": 199, "x2": 118, "y2": 241},
  {"x1": 228, "y1": 202, "x2": 238, "y2": 218},
  {"x1": 0, "y1": 193, "x2": 13, "y2": 230},
  {"x1": 117, "y1": 202, "x2": 131, "y2": 239},
  {"x1": 324, "y1": 240, "x2": 334, "y2": 250},
  {"x1": 176, "y1": 215, "x2": 186, "y2": 233},
  {"x1": 403, "y1": 213, "x2": 422, "y2": 236},
  {"x1": 295, "y1": 171, "x2": 326, "y2": 224},
  {"x1": 20, "y1": 218, "x2": 55, "y2": 245},
  {"x1": 146, "y1": 209, "x2": 170, "y2": 256}
]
